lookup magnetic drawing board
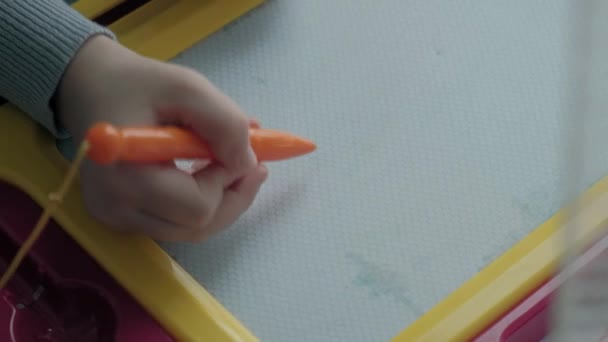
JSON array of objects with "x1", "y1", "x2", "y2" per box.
[{"x1": 157, "y1": 1, "x2": 608, "y2": 341}]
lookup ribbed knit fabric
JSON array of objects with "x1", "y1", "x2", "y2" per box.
[{"x1": 0, "y1": 0, "x2": 115, "y2": 138}]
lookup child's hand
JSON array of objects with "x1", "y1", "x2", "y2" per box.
[{"x1": 56, "y1": 36, "x2": 267, "y2": 242}]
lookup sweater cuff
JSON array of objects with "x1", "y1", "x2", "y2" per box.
[{"x1": 0, "y1": 0, "x2": 116, "y2": 139}]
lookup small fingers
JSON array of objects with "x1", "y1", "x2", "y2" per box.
[
  {"x1": 115, "y1": 164, "x2": 208, "y2": 228},
  {"x1": 132, "y1": 163, "x2": 232, "y2": 235},
  {"x1": 188, "y1": 164, "x2": 268, "y2": 241},
  {"x1": 83, "y1": 160, "x2": 265, "y2": 242},
  {"x1": 191, "y1": 162, "x2": 232, "y2": 218}
]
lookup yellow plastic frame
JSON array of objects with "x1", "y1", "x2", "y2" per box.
[
  {"x1": 7, "y1": 1, "x2": 602, "y2": 341},
  {"x1": 0, "y1": 0, "x2": 263, "y2": 341},
  {"x1": 392, "y1": 176, "x2": 608, "y2": 341}
]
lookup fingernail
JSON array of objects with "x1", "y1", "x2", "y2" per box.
[{"x1": 248, "y1": 118, "x2": 261, "y2": 129}]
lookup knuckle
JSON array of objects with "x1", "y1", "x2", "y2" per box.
[
  {"x1": 231, "y1": 115, "x2": 250, "y2": 135},
  {"x1": 169, "y1": 70, "x2": 204, "y2": 98},
  {"x1": 188, "y1": 200, "x2": 214, "y2": 227}
]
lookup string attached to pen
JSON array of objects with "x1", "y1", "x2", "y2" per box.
[{"x1": 0, "y1": 141, "x2": 90, "y2": 290}]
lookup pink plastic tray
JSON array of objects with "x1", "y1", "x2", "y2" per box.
[
  {"x1": 472, "y1": 277, "x2": 554, "y2": 342},
  {"x1": 473, "y1": 240, "x2": 608, "y2": 341},
  {"x1": 0, "y1": 181, "x2": 174, "y2": 341}
]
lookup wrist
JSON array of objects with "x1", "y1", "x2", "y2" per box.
[{"x1": 55, "y1": 35, "x2": 139, "y2": 141}]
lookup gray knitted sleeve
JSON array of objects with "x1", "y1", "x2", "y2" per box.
[{"x1": 0, "y1": 0, "x2": 116, "y2": 138}]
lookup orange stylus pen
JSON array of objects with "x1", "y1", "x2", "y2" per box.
[
  {"x1": 85, "y1": 122, "x2": 316, "y2": 165},
  {"x1": 0, "y1": 121, "x2": 315, "y2": 290}
]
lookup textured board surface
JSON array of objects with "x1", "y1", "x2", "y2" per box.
[{"x1": 151, "y1": 1, "x2": 608, "y2": 341}]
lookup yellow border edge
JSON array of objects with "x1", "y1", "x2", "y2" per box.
[{"x1": 392, "y1": 176, "x2": 608, "y2": 341}]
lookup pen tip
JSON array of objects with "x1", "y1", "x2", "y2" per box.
[
  {"x1": 250, "y1": 129, "x2": 317, "y2": 161},
  {"x1": 298, "y1": 138, "x2": 317, "y2": 154}
]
